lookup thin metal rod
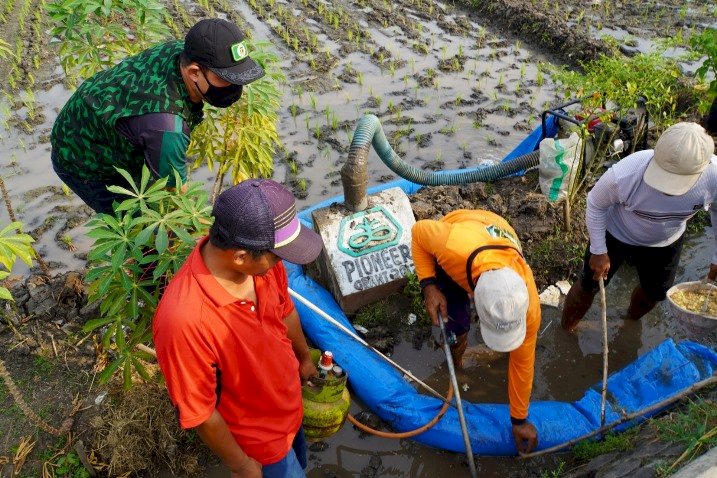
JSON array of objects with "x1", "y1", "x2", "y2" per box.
[
  {"x1": 599, "y1": 278, "x2": 608, "y2": 427},
  {"x1": 521, "y1": 373, "x2": 717, "y2": 459},
  {"x1": 288, "y1": 288, "x2": 452, "y2": 405},
  {"x1": 438, "y1": 314, "x2": 478, "y2": 477}
]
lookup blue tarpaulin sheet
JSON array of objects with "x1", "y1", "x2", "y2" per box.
[{"x1": 287, "y1": 119, "x2": 717, "y2": 455}]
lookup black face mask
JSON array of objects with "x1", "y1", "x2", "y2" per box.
[{"x1": 195, "y1": 69, "x2": 243, "y2": 108}]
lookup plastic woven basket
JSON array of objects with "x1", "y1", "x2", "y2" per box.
[{"x1": 666, "y1": 281, "x2": 717, "y2": 335}]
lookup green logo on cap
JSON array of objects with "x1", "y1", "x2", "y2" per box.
[{"x1": 231, "y1": 41, "x2": 248, "y2": 62}]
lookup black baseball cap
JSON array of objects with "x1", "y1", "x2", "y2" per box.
[{"x1": 184, "y1": 18, "x2": 265, "y2": 85}]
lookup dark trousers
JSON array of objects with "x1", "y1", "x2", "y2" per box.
[
  {"x1": 51, "y1": 149, "x2": 125, "y2": 214},
  {"x1": 436, "y1": 267, "x2": 472, "y2": 337},
  {"x1": 292, "y1": 426, "x2": 307, "y2": 469},
  {"x1": 579, "y1": 231, "x2": 684, "y2": 302}
]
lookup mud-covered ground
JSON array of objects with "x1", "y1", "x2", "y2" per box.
[{"x1": 0, "y1": 0, "x2": 715, "y2": 476}]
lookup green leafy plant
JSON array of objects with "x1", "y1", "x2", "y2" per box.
[
  {"x1": 47, "y1": 0, "x2": 170, "y2": 85},
  {"x1": 690, "y1": 27, "x2": 717, "y2": 98},
  {"x1": 539, "y1": 460, "x2": 565, "y2": 478},
  {"x1": 44, "y1": 446, "x2": 91, "y2": 478},
  {"x1": 188, "y1": 40, "x2": 284, "y2": 199},
  {"x1": 402, "y1": 272, "x2": 430, "y2": 326},
  {"x1": 550, "y1": 51, "x2": 698, "y2": 129},
  {"x1": 353, "y1": 300, "x2": 391, "y2": 329},
  {"x1": 54, "y1": 451, "x2": 91, "y2": 477},
  {"x1": 83, "y1": 167, "x2": 212, "y2": 388},
  {"x1": 572, "y1": 428, "x2": 639, "y2": 461},
  {"x1": 0, "y1": 222, "x2": 36, "y2": 301},
  {"x1": 654, "y1": 398, "x2": 717, "y2": 473}
]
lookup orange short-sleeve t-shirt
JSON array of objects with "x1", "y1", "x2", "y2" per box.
[{"x1": 153, "y1": 236, "x2": 302, "y2": 465}]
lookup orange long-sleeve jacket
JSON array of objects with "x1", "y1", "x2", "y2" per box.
[{"x1": 411, "y1": 209, "x2": 540, "y2": 420}]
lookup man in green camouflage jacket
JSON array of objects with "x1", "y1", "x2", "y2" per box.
[{"x1": 51, "y1": 18, "x2": 264, "y2": 213}]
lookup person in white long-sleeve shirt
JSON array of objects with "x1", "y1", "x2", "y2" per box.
[{"x1": 562, "y1": 122, "x2": 717, "y2": 331}]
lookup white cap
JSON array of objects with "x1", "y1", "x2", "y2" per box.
[
  {"x1": 643, "y1": 122, "x2": 714, "y2": 196},
  {"x1": 474, "y1": 268, "x2": 528, "y2": 353}
]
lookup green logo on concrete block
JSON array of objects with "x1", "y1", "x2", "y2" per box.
[{"x1": 337, "y1": 206, "x2": 402, "y2": 257}]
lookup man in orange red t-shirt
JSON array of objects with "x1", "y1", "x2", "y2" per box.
[
  {"x1": 153, "y1": 179, "x2": 324, "y2": 477},
  {"x1": 411, "y1": 209, "x2": 540, "y2": 454}
]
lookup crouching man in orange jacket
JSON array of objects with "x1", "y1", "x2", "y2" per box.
[{"x1": 412, "y1": 209, "x2": 540, "y2": 453}]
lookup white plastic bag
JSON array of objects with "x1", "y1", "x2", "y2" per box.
[{"x1": 539, "y1": 132, "x2": 581, "y2": 202}]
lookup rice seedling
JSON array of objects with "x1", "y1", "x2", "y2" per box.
[
  {"x1": 7, "y1": 71, "x2": 17, "y2": 91},
  {"x1": 576, "y1": 9, "x2": 585, "y2": 24},
  {"x1": 297, "y1": 178, "x2": 307, "y2": 192},
  {"x1": 439, "y1": 122, "x2": 457, "y2": 135},
  {"x1": 288, "y1": 158, "x2": 299, "y2": 175}
]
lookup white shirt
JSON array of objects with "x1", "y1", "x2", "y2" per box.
[{"x1": 586, "y1": 149, "x2": 717, "y2": 263}]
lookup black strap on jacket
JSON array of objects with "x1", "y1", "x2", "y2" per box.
[{"x1": 466, "y1": 244, "x2": 523, "y2": 290}]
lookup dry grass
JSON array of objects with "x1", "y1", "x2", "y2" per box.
[{"x1": 88, "y1": 366, "x2": 208, "y2": 477}]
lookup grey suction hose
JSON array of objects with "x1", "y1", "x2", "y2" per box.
[{"x1": 341, "y1": 114, "x2": 540, "y2": 211}]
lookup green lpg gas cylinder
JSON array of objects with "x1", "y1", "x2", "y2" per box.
[{"x1": 302, "y1": 350, "x2": 350, "y2": 439}]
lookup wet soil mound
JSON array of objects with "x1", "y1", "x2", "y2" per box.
[
  {"x1": 409, "y1": 172, "x2": 587, "y2": 290},
  {"x1": 456, "y1": 0, "x2": 614, "y2": 66}
]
